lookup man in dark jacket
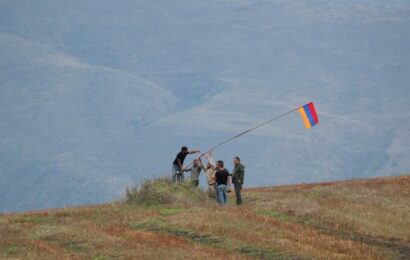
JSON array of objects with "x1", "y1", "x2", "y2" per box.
[{"x1": 231, "y1": 156, "x2": 245, "y2": 205}]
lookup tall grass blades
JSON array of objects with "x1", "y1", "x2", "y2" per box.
[{"x1": 125, "y1": 177, "x2": 208, "y2": 206}]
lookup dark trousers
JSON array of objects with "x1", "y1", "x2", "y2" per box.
[
  {"x1": 172, "y1": 164, "x2": 184, "y2": 183},
  {"x1": 234, "y1": 183, "x2": 242, "y2": 205}
]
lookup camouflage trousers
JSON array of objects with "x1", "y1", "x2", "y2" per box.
[{"x1": 207, "y1": 184, "x2": 217, "y2": 198}]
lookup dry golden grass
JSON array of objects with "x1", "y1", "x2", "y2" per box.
[{"x1": 1, "y1": 175, "x2": 409, "y2": 259}]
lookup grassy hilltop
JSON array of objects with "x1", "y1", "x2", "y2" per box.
[{"x1": 1, "y1": 176, "x2": 409, "y2": 259}]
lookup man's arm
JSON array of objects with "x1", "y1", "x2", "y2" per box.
[
  {"x1": 199, "y1": 158, "x2": 206, "y2": 171},
  {"x1": 205, "y1": 153, "x2": 216, "y2": 168},
  {"x1": 238, "y1": 165, "x2": 245, "y2": 184},
  {"x1": 209, "y1": 157, "x2": 216, "y2": 168},
  {"x1": 231, "y1": 167, "x2": 237, "y2": 183},
  {"x1": 228, "y1": 171, "x2": 233, "y2": 190},
  {"x1": 189, "y1": 150, "x2": 200, "y2": 154}
]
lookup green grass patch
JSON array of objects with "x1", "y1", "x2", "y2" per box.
[
  {"x1": 40, "y1": 234, "x2": 90, "y2": 253},
  {"x1": 258, "y1": 209, "x2": 293, "y2": 221},
  {"x1": 131, "y1": 219, "x2": 291, "y2": 259},
  {"x1": 12, "y1": 215, "x2": 55, "y2": 224},
  {"x1": 256, "y1": 209, "x2": 320, "y2": 227},
  {"x1": 132, "y1": 218, "x2": 222, "y2": 246},
  {"x1": 158, "y1": 207, "x2": 184, "y2": 216},
  {"x1": 236, "y1": 243, "x2": 288, "y2": 259},
  {"x1": 29, "y1": 233, "x2": 41, "y2": 241},
  {"x1": 5, "y1": 245, "x2": 19, "y2": 256}
]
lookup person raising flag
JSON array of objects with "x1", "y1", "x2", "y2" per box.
[
  {"x1": 202, "y1": 153, "x2": 217, "y2": 198},
  {"x1": 172, "y1": 146, "x2": 200, "y2": 183}
]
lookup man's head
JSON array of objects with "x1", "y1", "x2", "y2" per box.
[
  {"x1": 217, "y1": 160, "x2": 224, "y2": 169},
  {"x1": 181, "y1": 146, "x2": 189, "y2": 154},
  {"x1": 193, "y1": 158, "x2": 199, "y2": 167},
  {"x1": 234, "y1": 156, "x2": 240, "y2": 166}
]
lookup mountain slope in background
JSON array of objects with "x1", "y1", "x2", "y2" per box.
[
  {"x1": 1, "y1": 0, "x2": 410, "y2": 212},
  {"x1": 1, "y1": 176, "x2": 409, "y2": 259}
]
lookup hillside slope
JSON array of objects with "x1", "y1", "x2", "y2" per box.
[{"x1": 1, "y1": 175, "x2": 409, "y2": 259}]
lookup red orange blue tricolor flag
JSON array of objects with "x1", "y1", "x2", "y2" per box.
[{"x1": 298, "y1": 102, "x2": 319, "y2": 129}]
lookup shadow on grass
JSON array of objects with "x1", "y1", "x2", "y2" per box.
[
  {"x1": 132, "y1": 219, "x2": 295, "y2": 259},
  {"x1": 256, "y1": 209, "x2": 410, "y2": 259},
  {"x1": 40, "y1": 234, "x2": 90, "y2": 253}
]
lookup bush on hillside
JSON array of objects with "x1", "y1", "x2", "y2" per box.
[{"x1": 125, "y1": 177, "x2": 208, "y2": 206}]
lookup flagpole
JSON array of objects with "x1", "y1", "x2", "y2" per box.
[{"x1": 184, "y1": 106, "x2": 301, "y2": 167}]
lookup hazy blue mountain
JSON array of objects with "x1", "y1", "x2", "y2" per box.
[{"x1": 1, "y1": 0, "x2": 409, "y2": 212}]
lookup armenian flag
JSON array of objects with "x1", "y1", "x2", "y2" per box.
[{"x1": 298, "y1": 102, "x2": 319, "y2": 129}]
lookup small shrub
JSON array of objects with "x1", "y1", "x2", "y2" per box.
[
  {"x1": 125, "y1": 177, "x2": 208, "y2": 206},
  {"x1": 6, "y1": 245, "x2": 18, "y2": 255}
]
